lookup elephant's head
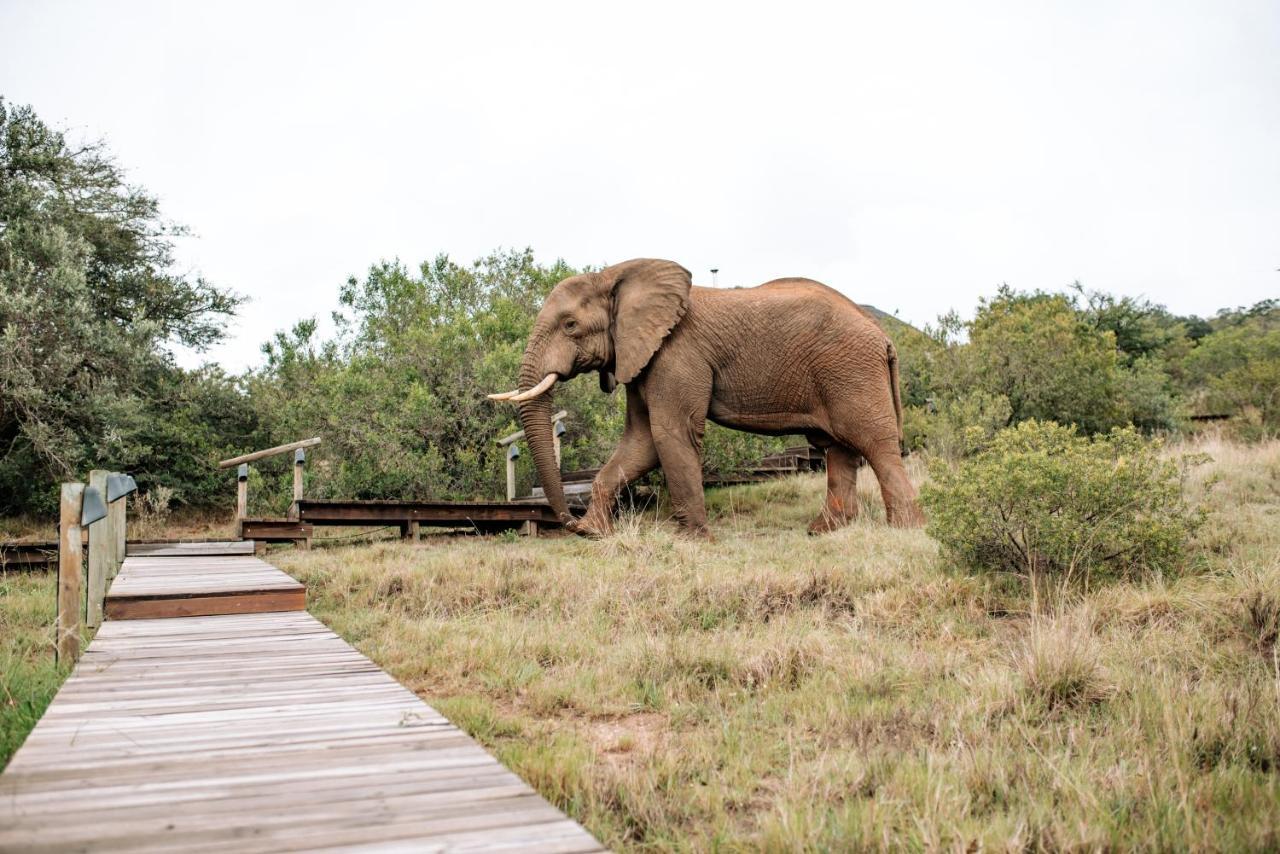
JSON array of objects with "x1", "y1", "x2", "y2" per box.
[{"x1": 488, "y1": 258, "x2": 692, "y2": 522}]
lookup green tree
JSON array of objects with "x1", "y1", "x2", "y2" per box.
[
  {"x1": 0, "y1": 99, "x2": 245, "y2": 513},
  {"x1": 1183, "y1": 305, "x2": 1280, "y2": 436},
  {"x1": 963, "y1": 287, "x2": 1125, "y2": 435}
]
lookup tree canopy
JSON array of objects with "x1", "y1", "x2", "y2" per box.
[{"x1": 0, "y1": 99, "x2": 244, "y2": 512}]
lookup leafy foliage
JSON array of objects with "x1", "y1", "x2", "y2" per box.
[
  {"x1": 1183, "y1": 306, "x2": 1280, "y2": 437},
  {"x1": 0, "y1": 100, "x2": 245, "y2": 513},
  {"x1": 964, "y1": 288, "x2": 1125, "y2": 434},
  {"x1": 922, "y1": 421, "x2": 1202, "y2": 584},
  {"x1": 905, "y1": 390, "x2": 1012, "y2": 459}
]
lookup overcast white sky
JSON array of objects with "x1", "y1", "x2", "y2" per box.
[{"x1": 3, "y1": 1, "x2": 1277, "y2": 371}]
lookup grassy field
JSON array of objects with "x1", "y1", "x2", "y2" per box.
[
  {"x1": 269, "y1": 437, "x2": 1280, "y2": 851},
  {"x1": 3, "y1": 437, "x2": 1278, "y2": 849}
]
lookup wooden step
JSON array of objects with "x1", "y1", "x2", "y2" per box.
[{"x1": 105, "y1": 550, "x2": 304, "y2": 620}]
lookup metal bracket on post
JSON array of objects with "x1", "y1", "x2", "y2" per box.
[{"x1": 106, "y1": 473, "x2": 136, "y2": 578}]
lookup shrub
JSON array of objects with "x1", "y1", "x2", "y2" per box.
[
  {"x1": 909, "y1": 391, "x2": 1012, "y2": 460},
  {"x1": 922, "y1": 420, "x2": 1201, "y2": 585}
]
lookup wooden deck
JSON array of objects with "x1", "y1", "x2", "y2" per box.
[{"x1": 1, "y1": 550, "x2": 603, "y2": 852}]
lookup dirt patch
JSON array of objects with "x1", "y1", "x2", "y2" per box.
[{"x1": 580, "y1": 712, "x2": 667, "y2": 768}]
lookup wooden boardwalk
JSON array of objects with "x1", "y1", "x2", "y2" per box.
[{"x1": 1, "y1": 550, "x2": 604, "y2": 852}]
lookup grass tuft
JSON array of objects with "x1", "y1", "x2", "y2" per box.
[{"x1": 1015, "y1": 609, "x2": 1112, "y2": 711}]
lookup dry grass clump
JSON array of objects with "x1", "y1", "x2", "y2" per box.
[
  {"x1": 240, "y1": 436, "x2": 1280, "y2": 849},
  {"x1": 1015, "y1": 609, "x2": 1112, "y2": 711}
]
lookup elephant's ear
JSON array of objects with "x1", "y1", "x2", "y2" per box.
[{"x1": 607, "y1": 259, "x2": 693, "y2": 384}]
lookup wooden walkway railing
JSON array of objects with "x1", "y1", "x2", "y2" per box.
[{"x1": 0, "y1": 544, "x2": 604, "y2": 852}]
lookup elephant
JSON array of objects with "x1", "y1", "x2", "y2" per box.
[{"x1": 488, "y1": 258, "x2": 924, "y2": 538}]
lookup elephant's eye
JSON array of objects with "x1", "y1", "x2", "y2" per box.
[{"x1": 563, "y1": 318, "x2": 580, "y2": 335}]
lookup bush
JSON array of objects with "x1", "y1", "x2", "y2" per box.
[
  {"x1": 922, "y1": 420, "x2": 1201, "y2": 585},
  {"x1": 907, "y1": 391, "x2": 1012, "y2": 460}
]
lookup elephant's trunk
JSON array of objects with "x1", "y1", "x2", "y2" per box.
[{"x1": 516, "y1": 362, "x2": 571, "y2": 524}]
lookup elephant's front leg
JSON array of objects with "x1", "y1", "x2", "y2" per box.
[
  {"x1": 650, "y1": 411, "x2": 710, "y2": 539},
  {"x1": 573, "y1": 388, "x2": 658, "y2": 537}
]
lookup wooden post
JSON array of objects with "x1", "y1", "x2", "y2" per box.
[
  {"x1": 553, "y1": 419, "x2": 566, "y2": 468},
  {"x1": 57, "y1": 483, "x2": 84, "y2": 665},
  {"x1": 86, "y1": 470, "x2": 111, "y2": 629},
  {"x1": 236, "y1": 464, "x2": 248, "y2": 519},
  {"x1": 292, "y1": 449, "x2": 311, "y2": 549},
  {"x1": 110, "y1": 476, "x2": 126, "y2": 578},
  {"x1": 505, "y1": 444, "x2": 520, "y2": 501},
  {"x1": 407, "y1": 520, "x2": 421, "y2": 542},
  {"x1": 292, "y1": 448, "x2": 305, "y2": 507}
]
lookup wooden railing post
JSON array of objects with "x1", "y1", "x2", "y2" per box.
[
  {"x1": 292, "y1": 448, "x2": 305, "y2": 508},
  {"x1": 496, "y1": 411, "x2": 567, "y2": 502},
  {"x1": 86, "y1": 470, "x2": 111, "y2": 629},
  {"x1": 506, "y1": 444, "x2": 520, "y2": 502},
  {"x1": 553, "y1": 419, "x2": 566, "y2": 469},
  {"x1": 57, "y1": 483, "x2": 84, "y2": 665},
  {"x1": 236, "y1": 464, "x2": 249, "y2": 519}
]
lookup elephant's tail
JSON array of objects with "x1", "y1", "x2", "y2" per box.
[{"x1": 887, "y1": 341, "x2": 907, "y2": 456}]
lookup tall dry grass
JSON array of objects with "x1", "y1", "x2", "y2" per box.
[{"x1": 268, "y1": 435, "x2": 1280, "y2": 850}]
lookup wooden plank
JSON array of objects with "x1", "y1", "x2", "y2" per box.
[
  {"x1": 296, "y1": 498, "x2": 563, "y2": 526},
  {"x1": 127, "y1": 541, "x2": 255, "y2": 557},
  {"x1": 87, "y1": 469, "x2": 112, "y2": 627},
  {"x1": 0, "y1": 541, "x2": 58, "y2": 570},
  {"x1": 0, "y1": 604, "x2": 601, "y2": 852},
  {"x1": 105, "y1": 589, "x2": 305, "y2": 620},
  {"x1": 238, "y1": 520, "x2": 313, "y2": 542}
]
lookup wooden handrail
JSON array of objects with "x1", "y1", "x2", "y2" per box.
[
  {"x1": 496, "y1": 412, "x2": 567, "y2": 447},
  {"x1": 219, "y1": 438, "x2": 321, "y2": 469}
]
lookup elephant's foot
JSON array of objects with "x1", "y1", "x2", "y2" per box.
[
  {"x1": 807, "y1": 510, "x2": 857, "y2": 535},
  {"x1": 566, "y1": 511, "x2": 613, "y2": 539},
  {"x1": 886, "y1": 500, "x2": 926, "y2": 528},
  {"x1": 677, "y1": 523, "x2": 713, "y2": 542}
]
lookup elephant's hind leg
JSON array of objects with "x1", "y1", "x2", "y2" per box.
[
  {"x1": 808, "y1": 444, "x2": 864, "y2": 534},
  {"x1": 862, "y1": 435, "x2": 925, "y2": 527},
  {"x1": 826, "y1": 409, "x2": 924, "y2": 528}
]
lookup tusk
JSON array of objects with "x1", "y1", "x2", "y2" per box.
[
  {"x1": 487, "y1": 389, "x2": 520, "y2": 401},
  {"x1": 510, "y1": 373, "x2": 558, "y2": 402}
]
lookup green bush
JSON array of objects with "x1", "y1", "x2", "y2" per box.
[
  {"x1": 922, "y1": 420, "x2": 1201, "y2": 585},
  {"x1": 907, "y1": 391, "x2": 1012, "y2": 460}
]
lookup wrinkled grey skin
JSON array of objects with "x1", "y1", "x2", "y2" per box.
[{"x1": 506, "y1": 258, "x2": 924, "y2": 538}]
